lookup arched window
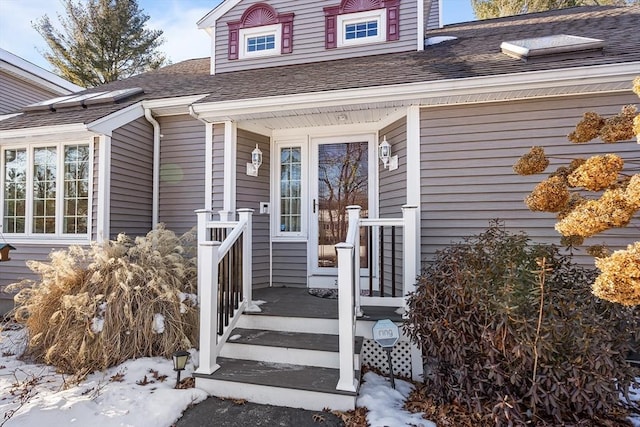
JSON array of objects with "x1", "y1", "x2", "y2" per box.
[
  {"x1": 228, "y1": 3, "x2": 294, "y2": 60},
  {"x1": 324, "y1": 0, "x2": 400, "y2": 49}
]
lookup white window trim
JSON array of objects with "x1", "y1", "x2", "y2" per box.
[
  {"x1": 239, "y1": 24, "x2": 282, "y2": 59},
  {"x1": 271, "y1": 138, "x2": 308, "y2": 241},
  {"x1": 0, "y1": 139, "x2": 93, "y2": 242},
  {"x1": 337, "y1": 9, "x2": 386, "y2": 48}
]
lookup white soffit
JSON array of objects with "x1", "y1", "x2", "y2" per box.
[{"x1": 501, "y1": 34, "x2": 604, "y2": 60}]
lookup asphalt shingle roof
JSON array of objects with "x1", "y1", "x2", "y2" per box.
[{"x1": 1, "y1": 5, "x2": 638, "y2": 131}]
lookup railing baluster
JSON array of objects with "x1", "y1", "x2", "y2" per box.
[
  {"x1": 368, "y1": 227, "x2": 373, "y2": 296},
  {"x1": 380, "y1": 226, "x2": 385, "y2": 297},
  {"x1": 391, "y1": 226, "x2": 396, "y2": 298}
]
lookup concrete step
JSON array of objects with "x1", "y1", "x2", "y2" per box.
[
  {"x1": 220, "y1": 328, "x2": 363, "y2": 368},
  {"x1": 194, "y1": 358, "x2": 358, "y2": 411}
]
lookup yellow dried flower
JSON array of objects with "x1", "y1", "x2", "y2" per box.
[
  {"x1": 557, "y1": 193, "x2": 587, "y2": 220},
  {"x1": 625, "y1": 174, "x2": 640, "y2": 209},
  {"x1": 634, "y1": 113, "x2": 640, "y2": 143},
  {"x1": 592, "y1": 241, "x2": 640, "y2": 306},
  {"x1": 587, "y1": 245, "x2": 610, "y2": 258},
  {"x1": 555, "y1": 188, "x2": 635, "y2": 237},
  {"x1": 633, "y1": 76, "x2": 640, "y2": 97},
  {"x1": 600, "y1": 105, "x2": 637, "y2": 143},
  {"x1": 525, "y1": 176, "x2": 570, "y2": 212},
  {"x1": 513, "y1": 146, "x2": 549, "y2": 175},
  {"x1": 567, "y1": 154, "x2": 624, "y2": 191},
  {"x1": 568, "y1": 111, "x2": 604, "y2": 143}
]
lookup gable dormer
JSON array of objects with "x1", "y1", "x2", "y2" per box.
[{"x1": 198, "y1": 0, "x2": 438, "y2": 75}]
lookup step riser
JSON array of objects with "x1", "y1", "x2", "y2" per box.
[
  {"x1": 195, "y1": 377, "x2": 356, "y2": 412},
  {"x1": 220, "y1": 342, "x2": 360, "y2": 369},
  {"x1": 238, "y1": 315, "x2": 338, "y2": 334}
]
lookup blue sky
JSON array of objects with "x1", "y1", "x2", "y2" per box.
[{"x1": 0, "y1": 0, "x2": 476, "y2": 72}]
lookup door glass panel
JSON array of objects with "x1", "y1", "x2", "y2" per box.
[{"x1": 317, "y1": 142, "x2": 368, "y2": 268}]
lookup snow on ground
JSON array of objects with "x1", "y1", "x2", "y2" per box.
[{"x1": 1, "y1": 324, "x2": 638, "y2": 426}]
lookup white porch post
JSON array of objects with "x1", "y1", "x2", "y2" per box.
[
  {"x1": 195, "y1": 239, "x2": 221, "y2": 375},
  {"x1": 237, "y1": 208, "x2": 257, "y2": 311},
  {"x1": 195, "y1": 209, "x2": 213, "y2": 301},
  {"x1": 401, "y1": 205, "x2": 419, "y2": 304},
  {"x1": 336, "y1": 242, "x2": 357, "y2": 392},
  {"x1": 346, "y1": 205, "x2": 363, "y2": 317}
]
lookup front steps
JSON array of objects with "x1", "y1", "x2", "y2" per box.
[{"x1": 194, "y1": 314, "x2": 363, "y2": 411}]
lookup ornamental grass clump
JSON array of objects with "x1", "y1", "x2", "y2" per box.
[
  {"x1": 405, "y1": 223, "x2": 640, "y2": 426},
  {"x1": 8, "y1": 225, "x2": 198, "y2": 376}
]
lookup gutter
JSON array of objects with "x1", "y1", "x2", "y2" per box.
[{"x1": 144, "y1": 108, "x2": 161, "y2": 228}]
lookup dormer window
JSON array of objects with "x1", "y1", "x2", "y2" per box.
[
  {"x1": 324, "y1": 0, "x2": 400, "y2": 49},
  {"x1": 228, "y1": 3, "x2": 294, "y2": 60}
]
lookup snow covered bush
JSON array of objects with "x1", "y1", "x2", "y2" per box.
[
  {"x1": 7, "y1": 225, "x2": 198, "y2": 376},
  {"x1": 405, "y1": 222, "x2": 640, "y2": 425}
]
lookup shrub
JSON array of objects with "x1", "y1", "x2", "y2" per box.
[
  {"x1": 8, "y1": 225, "x2": 198, "y2": 377},
  {"x1": 404, "y1": 222, "x2": 640, "y2": 425}
]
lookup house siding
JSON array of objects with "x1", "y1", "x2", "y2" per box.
[
  {"x1": 235, "y1": 129, "x2": 270, "y2": 287},
  {"x1": 272, "y1": 241, "x2": 307, "y2": 286},
  {"x1": 214, "y1": 0, "x2": 418, "y2": 74},
  {"x1": 378, "y1": 117, "x2": 406, "y2": 294},
  {"x1": 419, "y1": 92, "x2": 639, "y2": 268},
  {"x1": 0, "y1": 70, "x2": 61, "y2": 114},
  {"x1": 158, "y1": 115, "x2": 206, "y2": 235},
  {"x1": 425, "y1": 0, "x2": 439, "y2": 30},
  {"x1": 109, "y1": 117, "x2": 154, "y2": 238}
]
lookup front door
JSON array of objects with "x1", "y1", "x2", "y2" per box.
[{"x1": 309, "y1": 135, "x2": 375, "y2": 286}]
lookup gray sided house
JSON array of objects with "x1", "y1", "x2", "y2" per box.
[{"x1": 0, "y1": 1, "x2": 638, "y2": 411}]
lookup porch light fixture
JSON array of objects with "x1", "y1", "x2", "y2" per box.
[
  {"x1": 172, "y1": 350, "x2": 190, "y2": 386},
  {"x1": 0, "y1": 243, "x2": 15, "y2": 262},
  {"x1": 247, "y1": 144, "x2": 263, "y2": 177},
  {"x1": 378, "y1": 136, "x2": 398, "y2": 171}
]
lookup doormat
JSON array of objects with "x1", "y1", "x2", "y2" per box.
[{"x1": 308, "y1": 288, "x2": 338, "y2": 299}]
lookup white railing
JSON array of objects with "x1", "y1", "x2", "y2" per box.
[
  {"x1": 335, "y1": 204, "x2": 419, "y2": 392},
  {"x1": 194, "y1": 208, "x2": 255, "y2": 375}
]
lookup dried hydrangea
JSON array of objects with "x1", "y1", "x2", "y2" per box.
[
  {"x1": 567, "y1": 154, "x2": 624, "y2": 191},
  {"x1": 600, "y1": 105, "x2": 637, "y2": 143},
  {"x1": 555, "y1": 188, "x2": 635, "y2": 237},
  {"x1": 557, "y1": 193, "x2": 587, "y2": 220},
  {"x1": 592, "y1": 241, "x2": 640, "y2": 306},
  {"x1": 587, "y1": 245, "x2": 610, "y2": 258},
  {"x1": 568, "y1": 111, "x2": 604, "y2": 143},
  {"x1": 634, "y1": 113, "x2": 640, "y2": 143},
  {"x1": 525, "y1": 176, "x2": 570, "y2": 212},
  {"x1": 633, "y1": 76, "x2": 640, "y2": 97},
  {"x1": 513, "y1": 146, "x2": 549, "y2": 175},
  {"x1": 560, "y1": 235, "x2": 584, "y2": 247},
  {"x1": 625, "y1": 174, "x2": 640, "y2": 209}
]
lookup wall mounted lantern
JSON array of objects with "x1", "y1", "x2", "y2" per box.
[
  {"x1": 0, "y1": 244, "x2": 15, "y2": 262},
  {"x1": 247, "y1": 144, "x2": 263, "y2": 177},
  {"x1": 378, "y1": 136, "x2": 398, "y2": 171}
]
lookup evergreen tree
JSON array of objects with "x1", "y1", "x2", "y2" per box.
[
  {"x1": 34, "y1": 0, "x2": 166, "y2": 87},
  {"x1": 471, "y1": 0, "x2": 637, "y2": 20}
]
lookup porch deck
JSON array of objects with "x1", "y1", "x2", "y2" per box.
[{"x1": 250, "y1": 286, "x2": 403, "y2": 322}]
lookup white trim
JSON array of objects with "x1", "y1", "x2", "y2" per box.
[
  {"x1": 205, "y1": 122, "x2": 214, "y2": 211},
  {"x1": 96, "y1": 134, "x2": 111, "y2": 242},
  {"x1": 197, "y1": 0, "x2": 241, "y2": 28},
  {"x1": 0, "y1": 48, "x2": 83, "y2": 94},
  {"x1": 438, "y1": 0, "x2": 443, "y2": 28},
  {"x1": 210, "y1": 28, "x2": 216, "y2": 75},
  {"x1": 271, "y1": 138, "x2": 308, "y2": 240},
  {"x1": 337, "y1": 9, "x2": 386, "y2": 48},
  {"x1": 141, "y1": 94, "x2": 209, "y2": 116},
  {"x1": 191, "y1": 62, "x2": 639, "y2": 120},
  {"x1": 239, "y1": 24, "x2": 281, "y2": 59},
  {"x1": 223, "y1": 121, "x2": 237, "y2": 213},
  {"x1": 416, "y1": 0, "x2": 424, "y2": 51},
  {"x1": 0, "y1": 113, "x2": 22, "y2": 122},
  {"x1": 0, "y1": 123, "x2": 89, "y2": 140},
  {"x1": 406, "y1": 106, "x2": 420, "y2": 207},
  {"x1": 87, "y1": 102, "x2": 144, "y2": 136}
]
